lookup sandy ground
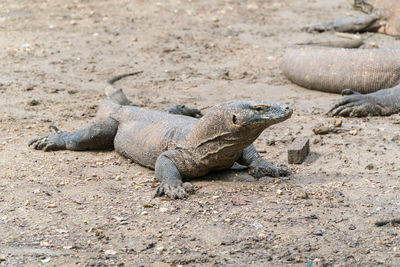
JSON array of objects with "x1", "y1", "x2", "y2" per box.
[{"x1": 1, "y1": 0, "x2": 400, "y2": 266}]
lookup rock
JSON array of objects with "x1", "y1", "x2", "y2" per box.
[
  {"x1": 313, "y1": 125, "x2": 331, "y2": 135},
  {"x1": 312, "y1": 229, "x2": 323, "y2": 236},
  {"x1": 288, "y1": 136, "x2": 310, "y2": 164},
  {"x1": 348, "y1": 224, "x2": 356, "y2": 230},
  {"x1": 156, "y1": 246, "x2": 166, "y2": 252},
  {"x1": 349, "y1": 130, "x2": 358, "y2": 135},
  {"x1": 365, "y1": 163, "x2": 375, "y2": 170},
  {"x1": 27, "y1": 99, "x2": 40, "y2": 106},
  {"x1": 105, "y1": 249, "x2": 117, "y2": 256},
  {"x1": 334, "y1": 119, "x2": 343, "y2": 127}
]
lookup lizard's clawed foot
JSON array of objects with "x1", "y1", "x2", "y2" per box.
[
  {"x1": 327, "y1": 94, "x2": 390, "y2": 117},
  {"x1": 28, "y1": 134, "x2": 66, "y2": 151},
  {"x1": 249, "y1": 160, "x2": 292, "y2": 178},
  {"x1": 164, "y1": 105, "x2": 203, "y2": 118},
  {"x1": 155, "y1": 180, "x2": 193, "y2": 199}
]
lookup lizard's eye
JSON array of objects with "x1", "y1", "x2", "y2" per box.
[{"x1": 252, "y1": 105, "x2": 268, "y2": 112}]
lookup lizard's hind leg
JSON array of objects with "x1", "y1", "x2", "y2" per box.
[{"x1": 29, "y1": 117, "x2": 119, "y2": 151}]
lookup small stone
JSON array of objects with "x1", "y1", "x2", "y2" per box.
[
  {"x1": 349, "y1": 130, "x2": 357, "y2": 135},
  {"x1": 40, "y1": 241, "x2": 50, "y2": 247},
  {"x1": 141, "y1": 211, "x2": 148, "y2": 215},
  {"x1": 334, "y1": 119, "x2": 343, "y2": 127},
  {"x1": 313, "y1": 125, "x2": 331, "y2": 135},
  {"x1": 156, "y1": 246, "x2": 165, "y2": 252},
  {"x1": 348, "y1": 224, "x2": 356, "y2": 230},
  {"x1": 312, "y1": 230, "x2": 323, "y2": 236},
  {"x1": 28, "y1": 99, "x2": 40, "y2": 106},
  {"x1": 25, "y1": 85, "x2": 35, "y2": 91},
  {"x1": 276, "y1": 189, "x2": 283, "y2": 195},
  {"x1": 47, "y1": 203, "x2": 57, "y2": 208},
  {"x1": 0, "y1": 255, "x2": 5, "y2": 262},
  {"x1": 115, "y1": 175, "x2": 121, "y2": 181},
  {"x1": 105, "y1": 249, "x2": 117, "y2": 256},
  {"x1": 365, "y1": 163, "x2": 375, "y2": 170},
  {"x1": 288, "y1": 136, "x2": 310, "y2": 164}
]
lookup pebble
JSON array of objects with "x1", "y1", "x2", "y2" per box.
[
  {"x1": 348, "y1": 224, "x2": 356, "y2": 230},
  {"x1": 313, "y1": 125, "x2": 331, "y2": 135},
  {"x1": 312, "y1": 230, "x2": 323, "y2": 236},
  {"x1": 365, "y1": 163, "x2": 375, "y2": 170},
  {"x1": 141, "y1": 211, "x2": 148, "y2": 215},
  {"x1": 105, "y1": 249, "x2": 117, "y2": 256},
  {"x1": 334, "y1": 119, "x2": 343, "y2": 127},
  {"x1": 156, "y1": 246, "x2": 165, "y2": 252},
  {"x1": 27, "y1": 99, "x2": 40, "y2": 106}
]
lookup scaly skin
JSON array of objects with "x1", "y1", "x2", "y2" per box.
[{"x1": 29, "y1": 76, "x2": 293, "y2": 199}]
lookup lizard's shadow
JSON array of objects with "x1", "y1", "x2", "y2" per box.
[{"x1": 189, "y1": 164, "x2": 287, "y2": 183}]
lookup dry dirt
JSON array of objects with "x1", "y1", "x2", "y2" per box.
[{"x1": 1, "y1": 0, "x2": 400, "y2": 266}]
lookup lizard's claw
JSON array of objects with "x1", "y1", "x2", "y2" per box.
[
  {"x1": 154, "y1": 180, "x2": 189, "y2": 199},
  {"x1": 249, "y1": 160, "x2": 292, "y2": 178},
  {"x1": 327, "y1": 94, "x2": 388, "y2": 117},
  {"x1": 28, "y1": 134, "x2": 66, "y2": 151},
  {"x1": 164, "y1": 105, "x2": 203, "y2": 118}
]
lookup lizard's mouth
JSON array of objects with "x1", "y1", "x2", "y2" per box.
[{"x1": 248, "y1": 104, "x2": 293, "y2": 127}]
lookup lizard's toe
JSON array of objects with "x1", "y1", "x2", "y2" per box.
[
  {"x1": 164, "y1": 184, "x2": 187, "y2": 199},
  {"x1": 154, "y1": 182, "x2": 188, "y2": 199},
  {"x1": 277, "y1": 164, "x2": 292, "y2": 177}
]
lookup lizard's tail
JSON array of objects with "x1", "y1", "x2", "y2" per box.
[
  {"x1": 104, "y1": 71, "x2": 143, "y2": 105},
  {"x1": 97, "y1": 71, "x2": 143, "y2": 120}
]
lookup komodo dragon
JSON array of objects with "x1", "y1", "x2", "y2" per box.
[
  {"x1": 282, "y1": 46, "x2": 400, "y2": 117},
  {"x1": 304, "y1": 0, "x2": 400, "y2": 36},
  {"x1": 29, "y1": 74, "x2": 292, "y2": 199}
]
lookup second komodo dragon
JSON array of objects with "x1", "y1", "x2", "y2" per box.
[
  {"x1": 29, "y1": 74, "x2": 292, "y2": 199},
  {"x1": 282, "y1": 46, "x2": 400, "y2": 117}
]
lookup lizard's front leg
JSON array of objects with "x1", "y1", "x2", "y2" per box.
[
  {"x1": 238, "y1": 144, "x2": 291, "y2": 178},
  {"x1": 154, "y1": 151, "x2": 192, "y2": 199}
]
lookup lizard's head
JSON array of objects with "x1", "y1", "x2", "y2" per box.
[
  {"x1": 226, "y1": 101, "x2": 293, "y2": 129},
  {"x1": 190, "y1": 100, "x2": 292, "y2": 148},
  {"x1": 204, "y1": 100, "x2": 292, "y2": 130}
]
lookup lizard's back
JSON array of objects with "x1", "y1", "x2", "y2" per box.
[{"x1": 111, "y1": 105, "x2": 198, "y2": 169}]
